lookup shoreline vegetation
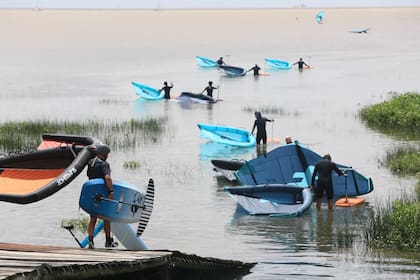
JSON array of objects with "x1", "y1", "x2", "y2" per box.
[
  {"x1": 360, "y1": 91, "x2": 420, "y2": 251},
  {"x1": 0, "y1": 117, "x2": 167, "y2": 153}
]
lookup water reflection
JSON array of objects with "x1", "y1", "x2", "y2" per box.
[
  {"x1": 314, "y1": 211, "x2": 334, "y2": 253},
  {"x1": 226, "y1": 205, "x2": 374, "y2": 254},
  {"x1": 134, "y1": 98, "x2": 165, "y2": 117},
  {"x1": 199, "y1": 141, "x2": 255, "y2": 160},
  {"x1": 256, "y1": 144, "x2": 268, "y2": 156}
]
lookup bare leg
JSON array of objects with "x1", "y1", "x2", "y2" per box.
[
  {"x1": 316, "y1": 198, "x2": 322, "y2": 210},
  {"x1": 104, "y1": 220, "x2": 111, "y2": 239},
  {"x1": 88, "y1": 216, "x2": 97, "y2": 239},
  {"x1": 327, "y1": 199, "x2": 334, "y2": 210}
]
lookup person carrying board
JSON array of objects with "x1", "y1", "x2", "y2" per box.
[{"x1": 86, "y1": 144, "x2": 117, "y2": 249}]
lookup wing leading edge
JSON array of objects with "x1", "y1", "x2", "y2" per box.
[{"x1": 0, "y1": 134, "x2": 99, "y2": 204}]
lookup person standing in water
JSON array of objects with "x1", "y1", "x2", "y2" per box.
[
  {"x1": 293, "y1": 58, "x2": 310, "y2": 71},
  {"x1": 217, "y1": 57, "x2": 225, "y2": 66},
  {"x1": 310, "y1": 154, "x2": 345, "y2": 210},
  {"x1": 201, "y1": 81, "x2": 218, "y2": 98},
  {"x1": 247, "y1": 64, "x2": 261, "y2": 76},
  {"x1": 251, "y1": 111, "x2": 274, "y2": 145},
  {"x1": 160, "y1": 81, "x2": 173, "y2": 99}
]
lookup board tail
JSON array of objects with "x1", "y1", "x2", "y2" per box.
[{"x1": 136, "y1": 178, "x2": 154, "y2": 236}]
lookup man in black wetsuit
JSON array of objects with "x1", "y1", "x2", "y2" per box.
[
  {"x1": 251, "y1": 111, "x2": 274, "y2": 145},
  {"x1": 160, "y1": 81, "x2": 173, "y2": 99},
  {"x1": 310, "y1": 154, "x2": 345, "y2": 210},
  {"x1": 217, "y1": 57, "x2": 225, "y2": 66},
  {"x1": 247, "y1": 64, "x2": 261, "y2": 76},
  {"x1": 201, "y1": 81, "x2": 218, "y2": 98},
  {"x1": 292, "y1": 58, "x2": 310, "y2": 71},
  {"x1": 86, "y1": 144, "x2": 116, "y2": 249}
]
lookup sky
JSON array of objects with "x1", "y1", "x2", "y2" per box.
[{"x1": 0, "y1": 0, "x2": 419, "y2": 9}]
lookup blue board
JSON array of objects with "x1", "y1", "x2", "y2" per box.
[
  {"x1": 219, "y1": 65, "x2": 247, "y2": 76},
  {"x1": 264, "y1": 58, "x2": 291, "y2": 70},
  {"x1": 235, "y1": 141, "x2": 374, "y2": 198},
  {"x1": 198, "y1": 123, "x2": 256, "y2": 147},
  {"x1": 177, "y1": 92, "x2": 216, "y2": 103},
  {"x1": 131, "y1": 81, "x2": 164, "y2": 100},
  {"x1": 196, "y1": 56, "x2": 218, "y2": 67},
  {"x1": 316, "y1": 11, "x2": 325, "y2": 23},
  {"x1": 79, "y1": 179, "x2": 146, "y2": 224}
]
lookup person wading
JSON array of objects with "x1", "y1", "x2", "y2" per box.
[
  {"x1": 310, "y1": 154, "x2": 345, "y2": 210},
  {"x1": 251, "y1": 111, "x2": 274, "y2": 145}
]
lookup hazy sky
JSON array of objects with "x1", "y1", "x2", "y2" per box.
[{"x1": 0, "y1": 0, "x2": 419, "y2": 9}]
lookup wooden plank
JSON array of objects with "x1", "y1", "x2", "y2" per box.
[
  {"x1": 0, "y1": 243, "x2": 172, "y2": 280},
  {"x1": 0, "y1": 243, "x2": 256, "y2": 280}
]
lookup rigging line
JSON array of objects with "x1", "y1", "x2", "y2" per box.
[
  {"x1": 69, "y1": 144, "x2": 77, "y2": 158},
  {"x1": 94, "y1": 194, "x2": 145, "y2": 211}
]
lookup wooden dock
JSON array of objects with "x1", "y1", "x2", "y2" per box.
[{"x1": 0, "y1": 243, "x2": 255, "y2": 280}]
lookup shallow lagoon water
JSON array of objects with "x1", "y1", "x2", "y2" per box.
[{"x1": 0, "y1": 8, "x2": 419, "y2": 279}]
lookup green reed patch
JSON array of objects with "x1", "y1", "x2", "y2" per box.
[
  {"x1": 0, "y1": 117, "x2": 167, "y2": 152},
  {"x1": 380, "y1": 145, "x2": 420, "y2": 176},
  {"x1": 242, "y1": 106, "x2": 298, "y2": 116},
  {"x1": 61, "y1": 216, "x2": 90, "y2": 234},
  {"x1": 360, "y1": 92, "x2": 420, "y2": 136},
  {"x1": 360, "y1": 91, "x2": 420, "y2": 252},
  {"x1": 123, "y1": 160, "x2": 141, "y2": 169},
  {"x1": 365, "y1": 199, "x2": 420, "y2": 251}
]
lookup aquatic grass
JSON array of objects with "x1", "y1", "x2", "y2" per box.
[
  {"x1": 415, "y1": 175, "x2": 420, "y2": 202},
  {"x1": 242, "y1": 106, "x2": 298, "y2": 116},
  {"x1": 360, "y1": 92, "x2": 420, "y2": 136},
  {"x1": 360, "y1": 91, "x2": 420, "y2": 252},
  {"x1": 60, "y1": 216, "x2": 90, "y2": 234},
  {"x1": 0, "y1": 117, "x2": 167, "y2": 152},
  {"x1": 380, "y1": 145, "x2": 420, "y2": 176},
  {"x1": 364, "y1": 198, "x2": 420, "y2": 251},
  {"x1": 123, "y1": 160, "x2": 141, "y2": 169},
  {"x1": 99, "y1": 98, "x2": 128, "y2": 105}
]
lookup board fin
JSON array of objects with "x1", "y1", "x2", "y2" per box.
[{"x1": 136, "y1": 178, "x2": 154, "y2": 236}]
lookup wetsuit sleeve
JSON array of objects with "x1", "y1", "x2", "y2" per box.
[
  {"x1": 251, "y1": 121, "x2": 257, "y2": 134},
  {"x1": 311, "y1": 165, "x2": 318, "y2": 185},
  {"x1": 333, "y1": 163, "x2": 344, "y2": 176}
]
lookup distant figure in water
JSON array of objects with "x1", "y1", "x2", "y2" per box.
[
  {"x1": 217, "y1": 57, "x2": 225, "y2": 66},
  {"x1": 293, "y1": 58, "x2": 310, "y2": 71},
  {"x1": 251, "y1": 111, "x2": 274, "y2": 145},
  {"x1": 201, "y1": 81, "x2": 218, "y2": 98},
  {"x1": 160, "y1": 81, "x2": 173, "y2": 99},
  {"x1": 285, "y1": 136, "x2": 293, "y2": 144},
  {"x1": 247, "y1": 64, "x2": 261, "y2": 76}
]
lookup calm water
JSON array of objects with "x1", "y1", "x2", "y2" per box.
[{"x1": 0, "y1": 8, "x2": 419, "y2": 279}]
